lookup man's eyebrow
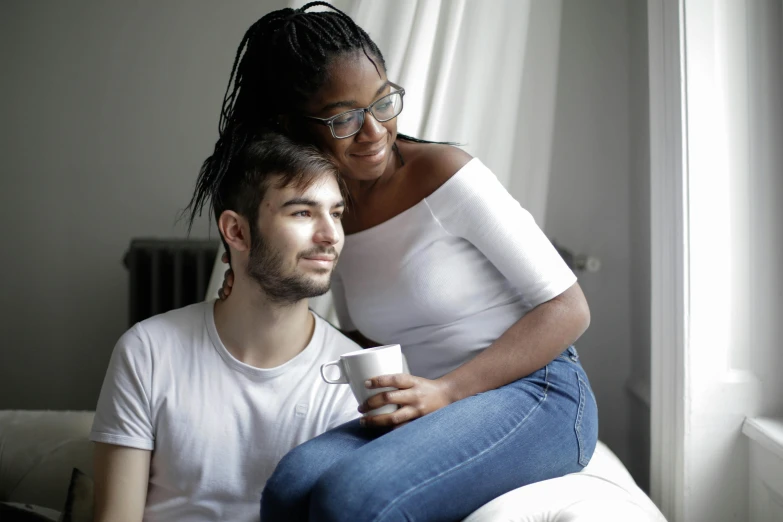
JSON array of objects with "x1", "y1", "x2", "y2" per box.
[
  {"x1": 282, "y1": 197, "x2": 318, "y2": 207},
  {"x1": 282, "y1": 198, "x2": 346, "y2": 208},
  {"x1": 320, "y1": 81, "x2": 391, "y2": 112}
]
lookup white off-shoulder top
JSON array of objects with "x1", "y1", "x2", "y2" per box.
[{"x1": 331, "y1": 158, "x2": 576, "y2": 380}]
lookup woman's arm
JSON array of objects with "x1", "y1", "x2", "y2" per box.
[
  {"x1": 440, "y1": 281, "x2": 588, "y2": 401},
  {"x1": 361, "y1": 283, "x2": 588, "y2": 426}
]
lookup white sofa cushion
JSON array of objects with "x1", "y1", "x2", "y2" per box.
[
  {"x1": 0, "y1": 410, "x2": 94, "y2": 510},
  {"x1": 464, "y1": 441, "x2": 666, "y2": 521}
]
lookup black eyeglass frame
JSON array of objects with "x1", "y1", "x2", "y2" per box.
[{"x1": 300, "y1": 82, "x2": 406, "y2": 139}]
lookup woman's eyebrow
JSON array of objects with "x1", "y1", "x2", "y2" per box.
[{"x1": 319, "y1": 81, "x2": 391, "y2": 112}]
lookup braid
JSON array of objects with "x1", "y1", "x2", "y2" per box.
[{"x1": 183, "y1": 2, "x2": 446, "y2": 233}]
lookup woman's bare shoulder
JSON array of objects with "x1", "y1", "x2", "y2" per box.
[{"x1": 398, "y1": 141, "x2": 473, "y2": 195}]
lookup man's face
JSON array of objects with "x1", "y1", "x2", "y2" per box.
[{"x1": 246, "y1": 173, "x2": 345, "y2": 304}]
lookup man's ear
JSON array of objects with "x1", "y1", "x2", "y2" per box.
[{"x1": 218, "y1": 210, "x2": 251, "y2": 254}]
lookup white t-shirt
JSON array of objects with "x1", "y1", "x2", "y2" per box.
[
  {"x1": 331, "y1": 158, "x2": 577, "y2": 380},
  {"x1": 90, "y1": 301, "x2": 360, "y2": 522}
]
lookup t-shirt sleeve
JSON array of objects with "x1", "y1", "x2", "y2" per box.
[
  {"x1": 330, "y1": 269, "x2": 356, "y2": 332},
  {"x1": 427, "y1": 159, "x2": 577, "y2": 309},
  {"x1": 90, "y1": 325, "x2": 155, "y2": 450}
]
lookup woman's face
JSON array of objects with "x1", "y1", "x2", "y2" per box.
[{"x1": 298, "y1": 52, "x2": 398, "y2": 182}]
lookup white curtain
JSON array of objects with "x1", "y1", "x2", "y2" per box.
[{"x1": 210, "y1": 1, "x2": 564, "y2": 321}]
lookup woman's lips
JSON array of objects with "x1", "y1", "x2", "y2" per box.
[{"x1": 351, "y1": 146, "x2": 387, "y2": 164}]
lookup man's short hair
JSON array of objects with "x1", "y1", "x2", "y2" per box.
[{"x1": 215, "y1": 132, "x2": 340, "y2": 224}]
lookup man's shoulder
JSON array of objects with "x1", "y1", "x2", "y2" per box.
[
  {"x1": 136, "y1": 301, "x2": 207, "y2": 334},
  {"x1": 118, "y1": 302, "x2": 209, "y2": 356},
  {"x1": 314, "y1": 315, "x2": 362, "y2": 357}
]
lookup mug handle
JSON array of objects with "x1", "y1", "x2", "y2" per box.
[{"x1": 320, "y1": 360, "x2": 349, "y2": 384}]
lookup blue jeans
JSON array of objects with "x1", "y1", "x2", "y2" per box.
[{"x1": 261, "y1": 346, "x2": 598, "y2": 522}]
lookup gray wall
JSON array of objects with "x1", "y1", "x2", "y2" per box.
[
  {"x1": 0, "y1": 0, "x2": 286, "y2": 410},
  {"x1": 545, "y1": 0, "x2": 650, "y2": 478}
]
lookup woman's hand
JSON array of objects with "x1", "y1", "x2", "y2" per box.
[
  {"x1": 217, "y1": 252, "x2": 234, "y2": 301},
  {"x1": 358, "y1": 375, "x2": 455, "y2": 429}
]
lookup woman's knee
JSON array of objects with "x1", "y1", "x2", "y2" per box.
[
  {"x1": 265, "y1": 441, "x2": 325, "y2": 502},
  {"x1": 309, "y1": 457, "x2": 390, "y2": 521},
  {"x1": 262, "y1": 442, "x2": 334, "y2": 521},
  {"x1": 265, "y1": 423, "x2": 373, "y2": 516}
]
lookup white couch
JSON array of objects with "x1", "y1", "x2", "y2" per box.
[{"x1": 0, "y1": 410, "x2": 665, "y2": 521}]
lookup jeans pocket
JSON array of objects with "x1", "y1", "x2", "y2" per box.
[
  {"x1": 574, "y1": 370, "x2": 598, "y2": 467},
  {"x1": 558, "y1": 345, "x2": 580, "y2": 363},
  {"x1": 521, "y1": 364, "x2": 550, "y2": 402}
]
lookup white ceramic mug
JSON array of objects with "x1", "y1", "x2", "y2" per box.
[{"x1": 320, "y1": 344, "x2": 405, "y2": 417}]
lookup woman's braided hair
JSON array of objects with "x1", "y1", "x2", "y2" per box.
[{"x1": 185, "y1": 2, "x2": 397, "y2": 231}]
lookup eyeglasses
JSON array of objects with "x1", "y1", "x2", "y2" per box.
[{"x1": 301, "y1": 82, "x2": 405, "y2": 139}]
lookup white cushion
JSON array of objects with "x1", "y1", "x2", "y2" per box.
[
  {"x1": 464, "y1": 441, "x2": 667, "y2": 521},
  {"x1": 0, "y1": 410, "x2": 94, "y2": 510}
]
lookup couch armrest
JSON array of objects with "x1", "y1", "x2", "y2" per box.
[{"x1": 0, "y1": 410, "x2": 95, "y2": 510}]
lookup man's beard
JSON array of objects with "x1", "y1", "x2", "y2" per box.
[{"x1": 246, "y1": 232, "x2": 338, "y2": 305}]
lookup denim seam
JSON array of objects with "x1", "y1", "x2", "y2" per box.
[
  {"x1": 372, "y1": 365, "x2": 551, "y2": 522},
  {"x1": 575, "y1": 371, "x2": 588, "y2": 467}
]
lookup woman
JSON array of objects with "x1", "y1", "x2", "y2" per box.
[{"x1": 191, "y1": 3, "x2": 598, "y2": 521}]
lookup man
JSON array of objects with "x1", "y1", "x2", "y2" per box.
[{"x1": 90, "y1": 133, "x2": 361, "y2": 522}]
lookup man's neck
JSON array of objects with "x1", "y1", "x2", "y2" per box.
[{"x1": 212, "y1": 281, "x2": 315, "y2": 369}]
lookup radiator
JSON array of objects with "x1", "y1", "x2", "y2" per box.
[{"x1": 123, "y1": 239, "x2": 220, "y2": 327}]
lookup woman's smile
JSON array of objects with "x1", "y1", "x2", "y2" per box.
[{"x1": 350, "y1": 144, "x2": 388, "y2": 165}]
